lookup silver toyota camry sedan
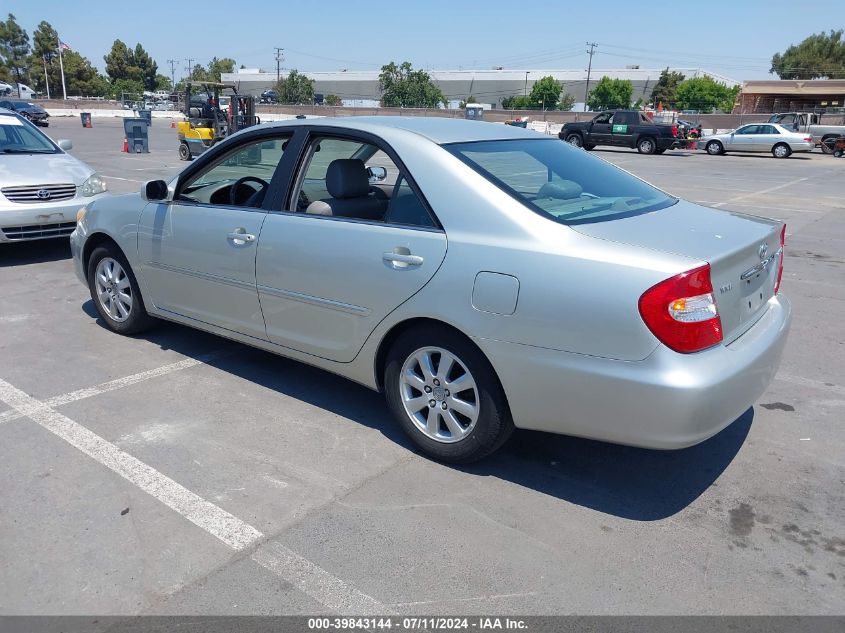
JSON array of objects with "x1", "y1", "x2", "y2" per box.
[{"x1": 70, "y1": 117, "x2": 792, "y2": 463}]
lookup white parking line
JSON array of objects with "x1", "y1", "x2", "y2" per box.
[
  {"x1": 0, "y1": 351, "x2": 228, "y2": 426},
  {"x1": 0, "y1": 375, "x2": 391, "y2": 614},
  {"x1": 712, "y1": 177, "x2": 809, "y2": 207}
]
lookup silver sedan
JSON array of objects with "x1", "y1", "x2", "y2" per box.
[
  {"x1": 70, "y1": 117, "x2": 791, "y2": 462},
  {"x1": 698, "y1": 123, "x2": 815, "y2": 158}
]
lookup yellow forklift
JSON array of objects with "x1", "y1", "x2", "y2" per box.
[{"x1": 176, "y1": 82, "x2": 259, "y2": 160}]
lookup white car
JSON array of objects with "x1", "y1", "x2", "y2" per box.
[
  {"x1": 699, "y1": 123, "x2": 815, "y2": 158},
  {"x1": 0, "y1": 108, "x2": 108, "y2": 243}
]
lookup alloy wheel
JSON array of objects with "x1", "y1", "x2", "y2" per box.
[
  {"x1": 399, "y1": 347, "x2": 480, "y2": 443},
  {"x1": 95, "y1": 257, "x2": 133, "y2": 322}
]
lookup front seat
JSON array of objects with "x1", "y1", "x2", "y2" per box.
[{"x1": 306, "y1": 159, "x2": 387, "y2": 220}]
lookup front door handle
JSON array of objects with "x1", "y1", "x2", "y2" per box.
[
  {"x1": 383, "y1": 252, "x2": 424, "y2": 267},
  {"x1": 227, "y1": 230, "x2": 255, "y2": 244}
]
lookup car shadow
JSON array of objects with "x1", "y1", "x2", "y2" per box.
[
  {"x1": 0, "y1": 239, "x2": 71, "y2": 267},
  {"x1": 591, "y1": 148, "x2": 698, "y2": 157},
  {"x1": 85, "y1": 313, "x2": 751, "y2": 522}
]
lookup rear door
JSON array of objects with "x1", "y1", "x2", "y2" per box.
[
  {"x1": 755, "y1": 124, "x2": 781, "y2": 152},
  {"x1": 255, "y1": 130, "x2": 447, "y2": 362},
  {"x1": 610, "y1": 111, "x2": 635, "y2": 147}
]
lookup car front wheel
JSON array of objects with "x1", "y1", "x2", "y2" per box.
[
  {"x1": 384, "y1": 327, "x2": 514, "y2": 463},
  {"x1": 87, "y1": 244, "x2": 155, "y2": 335},
  {"x1": 706, "y1": 140, "x2": 724, "y2": 155},
  {"x1": 565, "y1": 133, "x2": 583, "y2": 148}
]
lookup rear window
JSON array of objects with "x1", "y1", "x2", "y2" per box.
[{"x1": 444, "y1": 139, "x2": 676, "y2": 225}]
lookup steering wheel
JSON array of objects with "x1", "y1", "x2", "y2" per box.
[{"x1": 229, "y1": 176, "x2": 269, "y2": 206}]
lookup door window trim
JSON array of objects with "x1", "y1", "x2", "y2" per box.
[{"x1": 276, "y1": 127, "x2": 443, "y2": 231}]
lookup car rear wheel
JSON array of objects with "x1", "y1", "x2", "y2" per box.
[
  {"x1": 178, "y1": 142, "x2": 191, "y2": 161},
  {"x1": 772, "y1": 143, "x2": 791, "y2": 159},
  {"x1": 384, "y1": 327, "x2": 514, "y2": 463},
  {"x1": 834, "y1": 150, "x2": 844, "y2": 158},
  {"x1": 87, "y1": 245, "x2": 155, "y2": 335},
  {"x1": 705, "y1": 140, "x2": 724, "y2": 155},
  {"x1": 820, "y1": 135, "x2": 836, "y2": 154},
  {"x1": 565, "y1": 133, "x2": 583, "y2": 148},
  {"x1": 637, "y1": 137, "x2": 656, "y2": 154}
]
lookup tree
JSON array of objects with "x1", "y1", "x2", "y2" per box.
[
  {"x1": 771, "y1": 30, "x2": 845, "y2": 79},
  {"x1": 206, "y1": 57, "x2": 235, "y2": 82},
  {"x1": 0, "y1": 14, "x2": 31, "y2": 97},
  {"x1": 28, "y1": 21, "x2": 59, "y2": 95},
  {"x1": 275, "y1": 69, "x2": 315, "y2": 104},
  {"x1": 110, "y1": 78, "x2": 145, "y2": 100},
  {"x1": 650, "y1": 68, "x2": 685, "y2": 108},
  {"x1": 586, "y1": 76, "x2": 633, "y2": 111},
  {"x1": 675, "y1": 76, "x2": 739, "y2": 113},
  {"x1": 325, "y1": 94, "x2": 342, "y2": 106},
  {"x1": 379, "y1": 61, "x2": 446, "y2": 108},
  {"x1": 558, "y1": 92, "x2": 576, "y2": 111},
  {"x1": 61, "y1": 51, "x2": 109, "y2": 96},
  {"x1": 104, "y1": 40, "x2": 158, "y2": 90},
  {"x1": 527, "y1": 75, "x2": 562, "y2": 109},
  {"x1": 154, "y1": 74, "x2": 172, "y2": 92}
]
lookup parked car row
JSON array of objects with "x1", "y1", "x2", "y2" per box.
[
  {"x1": 0, "y1": 99, "x2": 50, "y2": 127},
  {"x1": 560, "y1": 110, "x2": 820, "y2": 158}
]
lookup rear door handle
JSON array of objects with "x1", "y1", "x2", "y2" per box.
[
  {"x1": 383, "y1": 252, "x2": 424, "y2": 267},
  {"x1": 227, "y1": 230, "x2": 255, "y2": 244}
]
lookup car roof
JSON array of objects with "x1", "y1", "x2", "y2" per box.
[{"x1": 261, "y1": 116, "x2": 543, "y2": 145}]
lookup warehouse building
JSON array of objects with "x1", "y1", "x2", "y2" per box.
[{"x1": 221, "y1": 67, "x2": 737, "y2": 108}]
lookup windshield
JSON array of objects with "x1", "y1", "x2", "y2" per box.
[
  {"x1": 445, "y1": 139, "x2": 676, "y2": 225},
  {"x1": 0, "y1": 116, "x2": 59, "y2": 153}
]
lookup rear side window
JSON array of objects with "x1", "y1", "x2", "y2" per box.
[{"x1": 445, "y1": 139, "x2": 676, "y2": 225}]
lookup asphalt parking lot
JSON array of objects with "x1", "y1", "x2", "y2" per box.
[{"x1": 1, "y1": 117, "x2": 844, "y2": 616}]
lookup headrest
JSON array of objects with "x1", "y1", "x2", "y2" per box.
[
  {"x1": 537, "y1": 180, "x2": 583, "y2": 200},
  {"x1": 326, "y1": 159, "x2": 370, "y2": 199}
]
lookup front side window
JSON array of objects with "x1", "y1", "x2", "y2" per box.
[
  {"x1": 176, "y1": 135, "x2": 289, "y2": 208},
  {"x1": 445, "y1": 139, "x2": 676, "y2": 225},
  {"x1": 593, "y1": 113, "x2": 613, "y2": 124},
  {"x1": 735, "y1": 125, "x2": 759, "y2": 135}
]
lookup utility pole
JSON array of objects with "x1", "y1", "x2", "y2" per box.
[
  {"x1": 584, "y1": 42, "x2": 597, "y2": 112},
  {"x1": 274, "y1": 47, "x2": 284, "y2": 84},
  {"x1": 167, "y1": 59, "x2": 178, "y2": 89},
  {"x1": 185, "y1": 58, "x2": 195, "y2": 82}
]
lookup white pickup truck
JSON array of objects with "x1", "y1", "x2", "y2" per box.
[{"x1": 768, "y1": 111, "x2": 845, "y2": 154}]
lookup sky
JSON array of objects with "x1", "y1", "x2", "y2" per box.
[{"x1": 4, "y1": 0, "x2": 841, "y2": 83}]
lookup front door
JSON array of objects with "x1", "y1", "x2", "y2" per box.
[
  {"x1": 256, "y1": 133, "x2": 447, "y2": 362},
  {"x1": 590, "y1": 112, "x2": 613, "y2": 144},
  {"x1": 137, "y1": 134, "x2": 291, "y2": 339},
  {"x1": 729, "y1": 124, "x2": 759, "y2": 151}
]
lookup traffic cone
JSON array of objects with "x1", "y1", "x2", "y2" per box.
[
  {"x1": 170, "y1": 120, "x2": 177, "y2": 128},
  {"x1": 122, "y1": 138, "x2": 128, "y2": 153}
]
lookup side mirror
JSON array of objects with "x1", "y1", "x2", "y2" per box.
[
  {"x1": 142, "y1": 179, "x2": 169, "y2": 202},
  {"x1": 367, "y1": 166, "x2": 387, "y2": 182},
  {"x1": 57, "y1": 139, "x2": 73, "y2": 150}
]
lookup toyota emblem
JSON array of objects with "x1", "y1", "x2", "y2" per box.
[
  {"x1": 36, "y1": 189, "x2": 51, "y2": 200},
  {"x1": 758, "y1": 242, "x2": 769, "y2": 260}
]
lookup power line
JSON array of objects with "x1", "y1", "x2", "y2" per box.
[{"x1": 584, "y1": 42, "x2": 597, "y2": 112}]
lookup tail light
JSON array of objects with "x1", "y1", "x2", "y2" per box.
[
  {"x1": 638, "y1": 264, "x2": 723, "y2": 353},
  {"x1": 774, "y1": 224, "x2": 786, "y2": 294},
  {"x1": 804, "y1": 136, "x2": 813, "y2": 143},
  {"x1": 671, "y1": 125, "x2": 678, "y2": 137}
]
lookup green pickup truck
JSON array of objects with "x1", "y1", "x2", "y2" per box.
[{"x1": 559, "y1": 110, "x2": 683, "y2": 154}]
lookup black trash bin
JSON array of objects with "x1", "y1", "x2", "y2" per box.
[
  {"x1": 134, "y1": 109, "x2": 152, "y2": 126},
  {"x1": 80, "y1": 112, "x2": 92, "y2": 128},
  {"x1": 123, "y1": 117, "x2": 149, "y2": 153}
]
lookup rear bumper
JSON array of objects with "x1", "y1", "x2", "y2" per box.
[{"x1": 477, "y1": 294, "x2": 792, "y2": 449}]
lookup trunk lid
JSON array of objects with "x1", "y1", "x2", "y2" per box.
[{"x1": 570, "y1": 200, "x2": 782, "y2": 344}]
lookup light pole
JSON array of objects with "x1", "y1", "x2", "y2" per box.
[
  {"x1": 524, "y1": 71, "x2": 530, "y2": 96},
  {"x1": 584, "y1": 42, "x2": 597, "y2": 112}
]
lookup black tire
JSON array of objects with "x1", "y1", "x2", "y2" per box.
[
  {"x1": 705, "y1": 140, "x2": 724, "y2": 156},
  {"x1": 637, "y1": 137, "x2": 657, "y2": 154},
  {"x1": 87, "y1": 244, "x2": 156, "y2": 335},
  {"x1": 565, "y1": 133, "x2": 583, "y2": 148},
  {"x1": 820, "y1": 136, "x2": 836, "y2": 155},
  {"x1": 833, "y1": 150, "x2": 843, "y2": 158},
  {"x1": 178, "y1": 142, "x2": 191, "y2": 161},
  {"x1": 384, "y1": 326, "x2": 514, "y2": 463},
  {"x1": 772, "y1": 143, "x2": 791, "y2": 159}
]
